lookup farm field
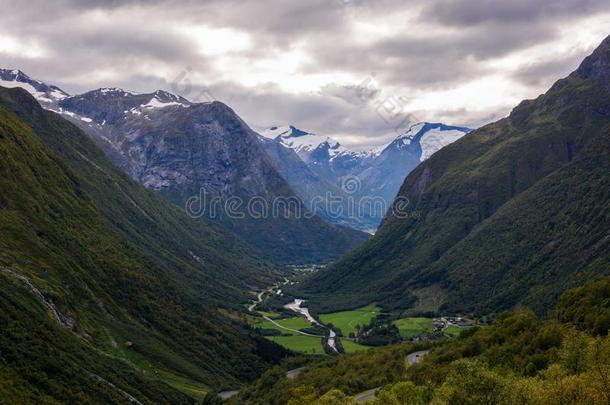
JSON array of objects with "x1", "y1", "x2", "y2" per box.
[
  {"x1": 268, "y1": 335, "x2": 325, "y2": 355},
  {"x1": 393, "y1": 317, "x2": 435, "y2": 339},
  {"x1": 319, "y1": 304, "x2": 381, "y2": 336},
  {"x1": 255, "y1": 316, "x2": 326, "y2": 353},
  {"x1": 341, "y1": 340, "x2": 372, "y2": 353},
  {"x1": 443, "y1": 324, "x2": 463, "y2": 337},
  {"x1": 254, "y1": 317, "x2": 311, "y2": 335}
]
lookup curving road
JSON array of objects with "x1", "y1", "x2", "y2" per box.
[
  {"x1": 352, "y1": 350, "x2": 430, "y2": 402},
  {"x1": 286, "y1": 367, "x2": 307, "y2": 379},
  {"x1": 354, "y1": 388, "x2": 380, "y2": 402},
  {"x1": 407, "y1": 350, "x2": 430, "y2": 365}
]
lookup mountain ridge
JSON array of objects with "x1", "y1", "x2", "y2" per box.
[
  {"x1": 0, "y1": 71, "x2": 369, "y2": 264},
  {"x1": 259, "y1": 122, "x2": 471, "y2": 231},
  {"x1": 297, "y1": 34, "x2": 610, "y2": 315}
]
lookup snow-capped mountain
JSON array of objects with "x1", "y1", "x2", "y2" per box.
[
  {"x1": 0, "y1": 67, "x2": 469, "y2": 233},
  {"x1": 0, "y1": 68, "x2": 368, "y2": 262},
  {"x1": 382, "y1": 122, "x2": 472, "y2": 161},
  {"x1": 261, "y1": 125, "x2": 349, "y2": 163},
  {"x1": 260, "y1": 123, "x2": 472, "y2": 230},
  {"x1": 57, "y1": 88, "x2": 192, "y2": 126},
  {"x1": 359, "y1": 122, "x2": 472, "y2": 214},
  {"x1": 0, "y1": 69, "x2": 69, "y2": 106}
]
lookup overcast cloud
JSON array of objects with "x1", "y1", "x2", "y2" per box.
[{"x1": 1, "y1": 0, "x2": 609, "y2": 148}]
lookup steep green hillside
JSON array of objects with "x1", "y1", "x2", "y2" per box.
[
  {"x1": 0, "y1": 87, "x2": 286, "y2": 402},
  {"x1": 299, "y1": 35, "x2": 610, "y2": 315},
  {"x1": 236, "y1": 277, "x2": 610, "y2": 404}
]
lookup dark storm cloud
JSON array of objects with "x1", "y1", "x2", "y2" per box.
[
  {"x1": 202, "y1": 81, "x2": 402, "y2": 145},
  {"x1": 0, "y1": 0, "x2": 609, "y2": 146},
  {"x1": 420, "y1": 0, "x2": 610, "y2": 26},
  {"x1": 304, "y1": 20, "x2": 553, "y2": 90}
]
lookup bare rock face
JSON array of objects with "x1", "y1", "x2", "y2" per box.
[
  {"x1": 53, "y1": 89, "x2": 368, "y2": 263},
  {"x1": 575, "y1": 34, "x2": 610, "y2": 82}
]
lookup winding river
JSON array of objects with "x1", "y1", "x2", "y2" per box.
[{"x1": 284, "y1": 299, "x2": 338, "y2": 353}]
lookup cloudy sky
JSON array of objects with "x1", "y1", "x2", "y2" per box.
[{"x1": 1, "y1": 0, "x2": 609, "y2": 148}]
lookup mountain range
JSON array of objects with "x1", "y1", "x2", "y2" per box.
[
  {"x1": 0, "y1": 69, "x2": 368, "y2": 264},
  {"x1": 259, "y1": 123, "x2": 472, "y2": 231},
  {"x1": 0, "y1": 68, "x2": 471, "y2": 242},
  {"x1": 297, "y1": 34, "x2": 610, "y2": 316}
]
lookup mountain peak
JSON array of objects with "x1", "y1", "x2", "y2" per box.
[
  {"x1": 0, "y1": 68, "x2": 70, "y2": 104},
  {"x1": 264, "y1": 125, "x2": 313, "y2": 139},
  {"x1": 575, "y1": 35, "x2": 610, "y2": 81},
  {"x1": 1, "y1": 68, "x2": 24, "y2": 77},
  {"x1": 152, "y1": 89, "x2": 190, "y2": 103},
  {"x1": 387, "y1": 122, "x2": 472, "y2": 155},
  {"x1": 287, "y1": 125, "x2": 310, "y2": 137},
  {"x1": 394, "y1": 122, "x2": 471, "y2": 139},
  {"x1": 90, "y1": 87, "x2": 139, "y2": 96}
]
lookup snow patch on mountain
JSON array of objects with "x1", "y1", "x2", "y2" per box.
[
  {"x1": 97, "y1": 87, "x2": 138, "y2": 96},
  {"x1": 0, "y1": 78, "x2": 46, "y2": 99},
  {"x1": 419, "y1": 128, "x2": 467, "y2": 161},
  {"x1": 261, "y1": 125, "x2": 349, "y2": 161},
  {"x1": 141, "y1": 95, "x2": 188, "y2": 109},
  {"x1": 0, "y1": 69, "x2": 70, "y2": 104},
  {"x1": 49, "y1": 108, "x2": 94, "y2": 124},
  {"x1": 389, "y1": 122, "x2": 472, "y2": 160}
]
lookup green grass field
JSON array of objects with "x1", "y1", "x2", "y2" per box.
[
  {"x1": 256, "y1": 316, "x2": 326, "y2": 354},
  {"x1": 443, "y1": 325, "x2": 463, "y2": 338},
  {"x1": 319, "y1": 304, "x2": 381, "y2": 336},
  {"x1": 254, "y1": 317, "x2": 311, "y2": 335},
  {"x1": 341, "y1": 340, "x2": 372, "y2": 353},
  {"x1": 268, "y1": 335, "x2": 325, "y2": 355},
  {"x1": 393, "y1": 317, "x2": 435, "y2": 339}
]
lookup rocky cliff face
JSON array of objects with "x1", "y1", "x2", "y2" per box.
[
  {"x1": 575, "y1": 34, "x2": 610, "y2": 82},
  {"x1": 54, "y1": 89, "x2": 369, "y2": 263}
]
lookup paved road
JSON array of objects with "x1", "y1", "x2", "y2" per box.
[
  {"x1": 248, "y1": 290, "x2": 265, "y2": 312},
  {"x1": 286, "y1": 367, "x2": 307, "y2": 379},
  {"x1": 248, "y1": 278, "x2": 290, "y2": 312},
  {"x1": 352, "y1": 350, "x2": 430, "y2": 402},
  {"x1": 354, "y1": 388, "x2": 380, "y2": 402},
  {"x1": 407, "y1": 350, "x2": 430, "y2": 365},
  {"x1": 218, "y1": 390, "x2": 239, "y2": 401}
]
